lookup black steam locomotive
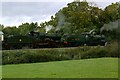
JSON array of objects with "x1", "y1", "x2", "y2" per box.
[
  {"x1": 2, "y1": 30, "x2": 107, "y2": 50},
  {"x1": 2, "y1": 31, "x2": 61, "y2": 49}
]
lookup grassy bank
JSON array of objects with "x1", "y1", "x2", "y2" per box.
[{"x1": 2, "y1": 58, "x2": 118, "y2": 78}]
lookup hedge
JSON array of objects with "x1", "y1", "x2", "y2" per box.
[{"x1": 2, "y1": 42, "x2": 119, "y2": 65}]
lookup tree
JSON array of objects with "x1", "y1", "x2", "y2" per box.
[
  {"x1": 18, "y1": 22, "x2": 38, "y2": 35},
  {"x1": 42, "y1": 1, "x2": 104, "y2": 34},
  {"x1": 99, "y1": 2, "x2": 120, "y2": 28},
  {"x1": 3, "y1": 26, "x2": 19, "y2": 36},
  {"x1": 36, "y1": 26, "x2": 46, "y2": 33},
  {"x1": 0, "y1": 24, "x2": 4, "y2": 31},
  {"x1": 18, "y1": 23, "x2": 30, "y2": 35}
]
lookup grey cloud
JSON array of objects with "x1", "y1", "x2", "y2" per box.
[
  {"x1": 2, "y1": 0, "x2": 120, "y2": 27},
  {"x1": 1, "y1": 2, "x2": 68, "y2": 26},
  {"x1": 2, "y1": 2, "x2": 67, "y2": 17}
]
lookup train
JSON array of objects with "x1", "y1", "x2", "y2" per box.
[{"x1": 1, "y1": 30, "x2": 107, "y2": 50}]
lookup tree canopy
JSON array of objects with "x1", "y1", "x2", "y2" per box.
[{"x1": 39, "y1": 1, "x2": 120, "y2": 35}]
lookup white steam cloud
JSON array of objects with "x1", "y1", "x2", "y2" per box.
[{"x1": 101, "y1": 19, "x2": 119, "y2": 32}]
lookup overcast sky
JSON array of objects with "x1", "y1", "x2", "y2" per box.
[{"x1": 0, "y1": 0, "x2": 120, "y2": 27}]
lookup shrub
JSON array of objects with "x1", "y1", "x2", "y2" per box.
[{"x1": 2, "y1": 42, "x2": 118, "y2": 65}]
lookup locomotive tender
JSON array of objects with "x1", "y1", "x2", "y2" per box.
[{"x1": 2, "y1": 30, "x2": 107, "y2": 50}]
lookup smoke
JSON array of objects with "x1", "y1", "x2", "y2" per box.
[
  {"x1": 63, "y1": 22, "x2": 72, "y2": 34},
  {"x1": 45, "y1": 25, "x2": 53, "y2": 33},
  {"x1": 55, "y1": 11, "x2": 65, "y2": 31},
  {"x1": 100, "y1": 19, "x2": 119, "y2": 32},
  {"x1": 44, "y1": 12, "x2": 66, "y2": 33},
  {"x1": 55, "y1": 11, "x2": 72, "y2": 35}
]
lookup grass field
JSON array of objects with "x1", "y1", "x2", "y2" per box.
[{"x1": 2, "y1": 58, "x2": 118, "y2": 78}]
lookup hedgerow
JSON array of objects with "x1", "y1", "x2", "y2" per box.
[{"x1": 2, "y1": 42, "x2": 118, "y2": 65}]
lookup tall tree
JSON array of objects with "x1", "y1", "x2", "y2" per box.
[
  {"x1": 3, "y1": 26, "x2": 19, "y2": 36},
  {"x1": 18, "y1": 22, "x2": 38, "y2": 35},
  {"x1": 0, "y1": 24, "x2": 4, "y2": 31},
  {"x1": 42, "y1": 1, "x2": 103, "y2": 34}
]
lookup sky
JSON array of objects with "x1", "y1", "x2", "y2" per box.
[{"x1": 0, "y1": 0, "x2": 120, "y2": 27}]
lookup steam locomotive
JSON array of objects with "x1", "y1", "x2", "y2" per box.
[{"x1": 1, "y1": 30, "x2": 107, "y2": 50}]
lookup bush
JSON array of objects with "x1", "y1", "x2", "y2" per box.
[
  {"x1": 2, "y1": 42, "x2": 118, "y2": 65},
  {"x1": 105, "y1": 41, "x2": 118, "y2": 57},
  {"x1": 81, "y1": 42, "x2": 118, "y2": 59},
  {"x1": 2, "y1": 49, "x2": 72, "y2": 65},
  {"x1": 81, "y1": 46, "x2": 108, "y2": 59}
]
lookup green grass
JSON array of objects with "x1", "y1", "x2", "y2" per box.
[{"x1": 2, "y1": 58, "x2": 118, "y2": 78}]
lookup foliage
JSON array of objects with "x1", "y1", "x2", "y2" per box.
[
  {"x1": 0, "y1": 24, "x2": 4, "y2": 31},
  {"x1": 2, "y1": 26, "x2": 20, "y2": 36},
  {"x1": 81, "y1": 42, "x2": 118, "y2": 59},
  {"x1": 18, "y1": 22, "x2": 38, "y2": 35},
  {"x1": 2, "y1": 42, "x2": 118, "y2": 65},
  {"x1": 104, "y1": 2, "x2": 120, "y2": 22},
  {"x1": 40, "y1": 1, "x2": 120, "y2": 36},
  {"x1": 2, "y1": 22, "x2": 46, "y2": 36}
]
